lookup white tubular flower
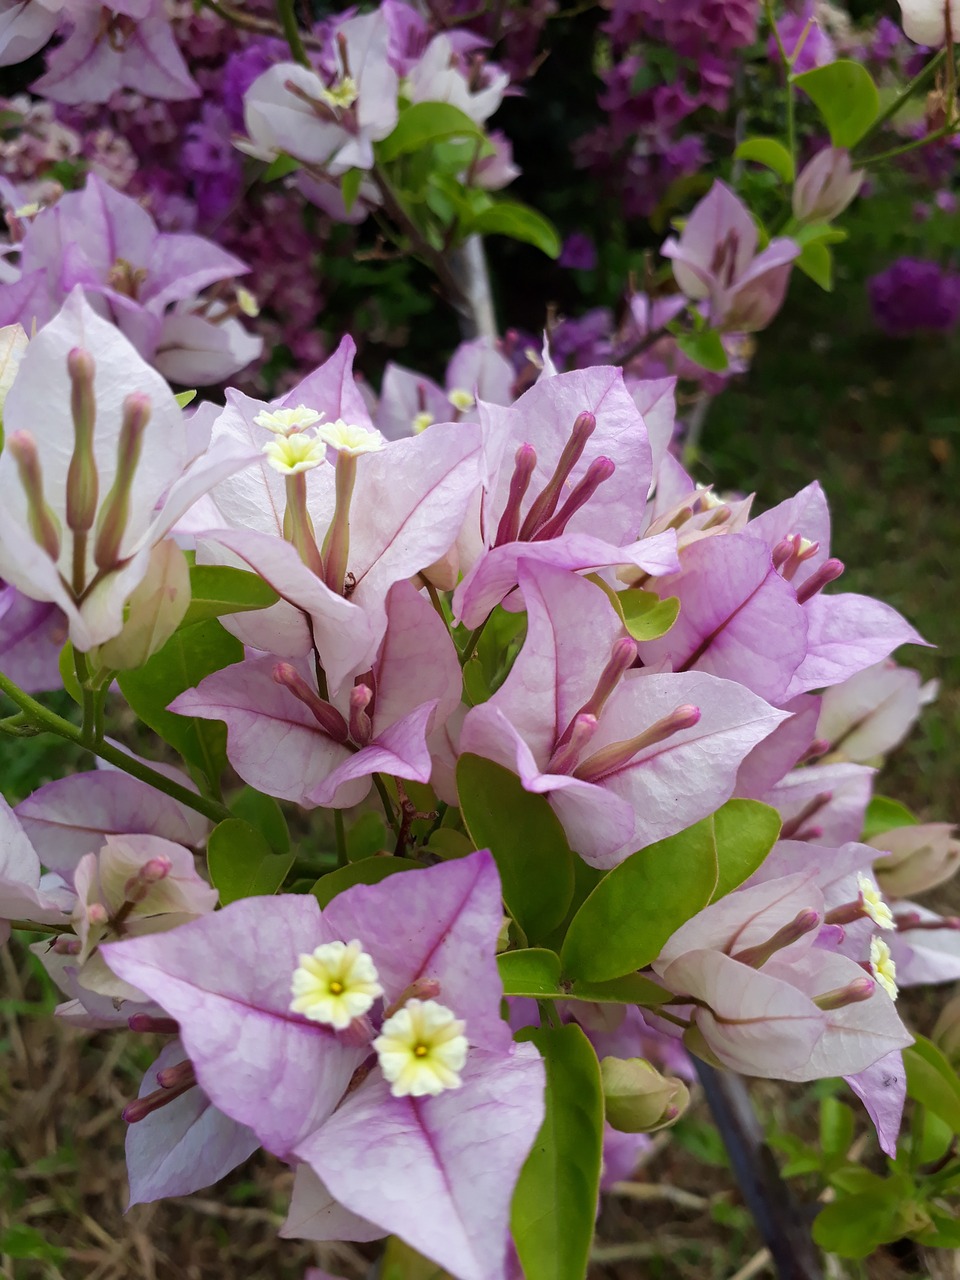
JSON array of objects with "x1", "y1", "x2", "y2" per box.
[
  {"x1": 373, "y1": 998, "x2": 468, "y2": 1097},
  {"x1": 316, "y1": 419, "x2": 386, "y2": 456},
  {"x1": 870, "y1": 936, "x2": 899, "y2": 1001},
  {"x1": 290, "y1": 939, "x2": 384, "y2": 1029},
  {"x1": 318, "y1": 76, "x2": 359, "y2": 110},
  {"x1": 254, "y1": 405, "x2": 324, "y2": 436},
  {"x1": 447, "y1": 388, "x2": 475, "y2": 412},
  {"x1": 263, "y1": 433, "x2": 327, "y2": 475},
  {"x1": 857, "y1": 872, "x2": 895, "y2": 930}
]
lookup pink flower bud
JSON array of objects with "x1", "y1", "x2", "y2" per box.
[
  {"x1": 8, "y1": 430, "x2": 61, "y2": 561},
  {"x1": 94, "y1": 392, "x2": 151, "y2": 571},
  {"x1": 65, "y1": 347, "x2": 99, "y2": 537},
  {"x1": 793, "y1": 148, "x2": 864, "y2": 224}
]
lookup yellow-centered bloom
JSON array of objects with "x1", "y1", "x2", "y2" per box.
[
  {"x1": 263, "y1": 433, "x2": 327, "y2": 475},
  {"x1": 290, "y1": 939, "x2": 384, "y2": 1029},
  {"x1": 857, "y1": 872, "x2": 894, "y2": 930},
  {"x1": 447, "y1": 388, "x2": 475, "y2": 412},
  {"x1": 316, "y1": 419, "x2": 386, "y2": 456},
  {"x1": 254, "y1": 405, "x2": 324, "y2": 436},
  {"x1": 318, "y1": 75, "x2": 359, "y2": 110},
  {"x1": 411, "y1": 411, "x2": 434, "y2": 434},
  {"x1": 870, "y1": 935, "x2": 898, "y2": 1001},
  {"x1": 373, "y1": 998, "x2": 468, "y2": 1097}
]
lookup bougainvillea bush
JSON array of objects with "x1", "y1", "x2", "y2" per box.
[{"x1": 2, "y1": 0, "x2": 960, "y2": 1276}]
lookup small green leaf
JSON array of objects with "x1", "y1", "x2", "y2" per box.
[
  {"x1": 863, "y1": 795, "x2": 917, "y2": 841},
  {"x1": 117, "y1": 619, "x2": 242, "y2": 785},
  {"x1": 181, "y1": 565, "x2": 279, "y2": 627},
  {"x1": 793, "y1": 60, "x2": 880, "y2": 148},
  {"x1": 0, "y1": 1224, "x2": 65, "y2": 1261},
  {"x1": 676, "y1": 330, "x2": 728, "y2": 372},
  {"x1": 341, "y1": 167, "x2": 363, "y2": 214},
  {"x1": 311, "y1": 856, "x2": 420, "y2": 908},
  {"x1": 819, "y1": 1096, "x2": 855, "y2": 1160},
  {"x1": 174, "y1": 389, "x2": 197, "y2": 409},
  {"x1": 511, "y1": 1024, "x2": 603, "y2": 1280},
  {"x1": 346, "y1": 811, "x2": 389, "y2": 861},
  {"x1": 207, "y1": 818, "x2": 294, "y2": 905},
  {"x1": 498, "y1": 948, "x2": 562, "y2": 997},
  {"x1": 797, "y1": 241, "x2": 833, "y2": 291},
  {"x1": 812, "y1": 1191, "x2": 903, "y2": 1258},
  {"x1": 230, "y1": 787, "x2": 289, "y2": 855},
  {"x1": 263, "y1": 153, "x2": 300, "y2": 181},
  {"x1": 58, "y1": 641, "x2": 82, "y2": 706},
  {"x1": 562, "y1": 800, "x2": 779, "y2": 983},
  {"x1": 905, "y1": 1036, "x2": 960, "y2": 1133},
  {"x1": 570, "y1": 972, "x2": 671, "y2": 1005},
  {"x1": 734, "y1": 137, "x2": 795, "y2": 183},
  {"x1": 377, "y1": 102, "x2": 482, "y2": 163},
  {"x1": 468, "y1": 201, "x2": 562, "y2": 258},
  {"x1": 458, "y1": 755, "x2": 575, "y2": 943},
  {"x1": 619, "y1": 589, "x2": 681, "y2": 641}
]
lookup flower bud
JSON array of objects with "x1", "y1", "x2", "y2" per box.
[
  {"x1": 65, "y1": 347, "x2": 99, "y2": 535},
  {"x1": 8, "y1": 430, "x2": 61, "y2": 561},
  {"x1": 93, "y1": 540, "x2": 191, "y2": 671},
  {"x1": 872, "y1": 823, "x2": 960, "y2": 899},
  {"x1": 94, "y1": 392, "x2": 151, "y2": 570},
  {"x1": 792, "y1": 148, "x2": 864, "y2": 224},
  {"x1": 600, "y1": 1056, "x2": 690, "y2": 1133}
]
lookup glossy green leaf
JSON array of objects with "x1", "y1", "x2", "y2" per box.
[
  {"x1": 615, "y1": 588, "x2": 681, "y2": 641},
  {"x1": 905, "y1": 1036, "x2": 960, "y2": 1133},
  {"x1": 207, "y1": 818, "x2": 294, "y2": 905},
  {"x1": 181, "y1": 565, "x2": 279, "y2": 627},
  {"x1": 458, "y1": 755, "x2": 575, "y2": 942},
  {"x1": 797, "y1": 240, "x2": 833, "y2": 291},
  {"x1": 734, "y1": 137, "x2": 795, "y2": 182},
  {"x1": 174, "y1": 389, "x2": 197, "y2": 409},
  {"x1": 117, "y1": 619, "x2": 242, "y2": 784},
  {"x1": 793, "y1": 60, "x2": 880, "y2": 148},
  {"x1": 676, "y1": 329, "x2": 728, "y2": 372},
  {"x1": 377, "y1": 102, "x2": 481, "y2": 163},
  {"x1": 346, "y1": 811, "x2": 389, "y2": 861},
  {"x1": 498, "y1": 948, "x2": 563, "y2": 997},
  {"x1": 310, "y1": 856, "x2": 420, "y2": 908},
  {"x1": 562, "y1": 800, "x2": 785, "y2": 984},
  {"x1": 263, "y1": 153, "x2": 300, "y2": 181},
  {"x1": 230, "y1": 787, "x2": 289, "y2": 855},
  {"x1": 710, "y1": 799, "x2": 782, "y2": 901},
  {"x1": 468, "y1": 202, "x2": 562, "y2": 258},
  {"x1": 813, "y1": 1192, "x2": 902, "y2": 1258},
  {"x1": 511, "y1": 1024, "x2": 604, "y2": 1280},
  {"x1": 819, "y1": 1096, "x2": 855, "y2": 1160},
  {"x1": 863, "y1": 795, "x2": 917, "y2": 841},
  {"x1": 58, "y1": 642, "x2": 82, "y2": 706}
]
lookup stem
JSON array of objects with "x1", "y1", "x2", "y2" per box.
[
  {"x1": 371, "y1": 169, "x2": 470, "y2": 316},
  {"x1": 276, "y1": 0, "x2": 309, "y2": 65},
  {"x1": 73, "y1": 648, "x2": 94, "y2": 748},
  {"x1": 764, "y1": 0, "x2": 796, "y2": 173},
  {"x1": 0, "y1": 667, "x2": 230, "y2": 825},
  {"x1": 856, "y1": 49, "x2": 947, "y2": 149},
  {"x1": 6, "y1": 919, "x2": 71, "y2": 935},
  {"x1": 334, "y1": 808, "x2": 347, "y2": 867},
  {"x1": 459, "y1": 618, "x2": 489, "y2": 667},
  {"x1": 373, "y1": 772, "x2": 401, "y2": 835},
  {"x1": 863, "y1": 122, "x2": 956, "y2": 167}
]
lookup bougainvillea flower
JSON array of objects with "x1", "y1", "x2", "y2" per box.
[
  {"x1": 661, "y1": 181, "x2": 799, "y2": 331},
  {"x1": 816, "y1": 660, "x2": 935, "y2": 763},
  {"x1": 0, "y1": 793, "x2": 74, "y2": 944},
  {"x1": 126, "y1": 1040, "x2": 260, "y2": 1205},
  {"x1": 406, "y1": 33, "x2": 509, "y2": 124},
  {"x1": 460, "y1": 561, "x2": 787, "y2": 866},
  {"x1": 888, "y1": 905, "x2": 960, "y2": 986},
  {"x1": 845, "y1": 1050, "x2": 905, "y2": 1158},
  {"x1": 377, "y1": 337, "x2": 514, "y2": 439},
  {"x1": 32, "y1": 0, "x2": 198, "y2": 103},
  {"x1": 0, "y1": 0, "x2": 61, "y2": 66},
  {"x1": 198, "y1": 338, "x2": 481, "y2": 691},
  {"x1": 0, "y1": 290, "x2": 258, "y2": 649},
  {"x1": 13, "y1": 174, "x2": 256, "y2": 380},
  {"x1": 897, "y1": 0, "x2": 960, "y2": 44},
  {"x1": 653, "y1": 876, "x2": 911, "y2": 1081},
  {"x1": 0, "y1": 585, "x2": 65, "y2": 692},
  {"x1": 792, "y1": 148, "x2": 864, "y2": 224},
  {"x1": 453, "y1": 365, "x2": 680, "y2": 626},
  {"x1": 872, "y1": 823, "x2": 960, "y2": 898},
  {"x1": 101, "y1": 853, "x2": 545, "y2": 1280},
  {"x1": 761, "y1": 762, "x2": 875, "y2": 845},
  {"x1": 172, "y1": 580, "x2": 462, "y2": 807},
  {"x1": 735, "y1": 693, "x2": 822, "y2": 800},
  {"x1": 241, "y1": 11, "x2": 398, "y2": 174}
]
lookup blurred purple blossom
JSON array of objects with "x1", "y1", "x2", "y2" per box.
[{"x1": 869, "y1": 257, "x2": 960, "y2": 336}]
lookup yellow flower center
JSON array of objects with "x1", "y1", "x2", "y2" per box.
[
  {"x1": 318, "y1": 75, "x2": 359, "y2": 110},
  {"x1": 857, "y1": 872, "x2": 894, "y2": 930},
  {"x1": 373, "y1": 998, "x2": 468, "y2": 1098},
  {"x1": 447, "y1": 387, "x2": 475, "y2": 412},
  {"x1": 870, "y1": 935, "x2": 898, "y2": 1001},
  {"x1": 316, "y1": 419, "x2": 386, "y2": 456},
  {"x1": 290, "y1": 939, "x2": 384, "y2": 1029},
  {"x1": 411, "y1": 411, "x2": 434, "y2": 434},
  {"x1": 254, "y1": 404, "x2": 323, "y2": 436},
  {"x1": 263, "y1": 433, "x2": 327, "y2": 475}
]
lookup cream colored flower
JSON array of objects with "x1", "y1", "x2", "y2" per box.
[
  {"x1": 290, "y1": 939, "x2": 384, "y2": 1029},
  {"x1": 373, "y1": 998, "x2": 468, "y2": 1097}
]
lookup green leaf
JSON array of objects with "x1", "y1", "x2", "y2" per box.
[
  {"x1": 709, "y1": 799, "x2": 782, "y2": 901},
  {"x1": 0, "y1": 1224, "x2": 65, "y2": 1261},
  {"x1": 561, "y1": 800, "x2": 779, "y2": 983},
  {"x1": 619, "y1": 589, "x2": 681, "y2": 641},
  {"x1": 311, "y1": 856, "x2": 420, "y2": 908},
  {"x1": 346, "y1": 811, "x2": 389, "y2": 861},
  {"x1": 819, "y1": 1096, "x2": 855, "y2": 1160},
  {"x1": 207, "y1": 818, "x2": 294, "y2": 905},
  {"x1": 511, "y1": 1024, "x2": 603, "y2": 1280},
  {"x1": 813, "y1": 1192, "x2": 902, "y2": 1258},
  {"x1": 863, "y1": 795, "x2": 917, "y2": 841},
  {"x1": 919, "y1": 1210, "x2": 960, "y2": 1248},
  {"x1": 116, "y1": 619, "x2": 242, "y2": 784},
  {"x1": 174, "y1": 389, "x2": 197, "y2": 409},
  {"x1": 734, "y1": 137, "x2": 795, "y2": 183},
  {"x1": 263, "y1": 153, "x2": 300, "y2": 181},
  {"x1": 498, "y1": 948, "x2": 562, "y2": 997},
  {"x1": 230, "y1": 787, "x2": 290, "y2": 855},
  {"x1": 458, "y1": 755, "x2": 575, "y2": 943},
  {"x1": 468, "y1": 201, "x2": 562, "y2": 258},
  {"x1": 793, "y1": 60, "x2": 880, "y2": 149},
  {"x1": 58, "y1": 641, "x2": 82, "y2": 706},
  {"x1": 905, "y1": 1036, "x2": 960, "y2": 1133},
  {"x1": 377, "y1": 102, "x2": 482, "y2": 163},
  {"x1": 341, "y1": 167, "x2": 363, "y2": 214},
  {"x1": 676, "y1": 330, "x2": 728, "y2": 373},
  {"x1": 181, "y1": 565, "x2": 279, "y2": 627},
  {"x1": 796, "y1": 241, "x2": 833, "y2": 291}
]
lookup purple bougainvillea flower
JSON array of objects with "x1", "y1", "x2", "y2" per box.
[
  {"x1": 460, "y1": 561, "x2": 787, "y2": 866},
  {"x1": 101, "y1": 853, "x2": 545, "y2": 1280},
  {"x1": 869, "y1": 256, "x2": 960, "y2": 337},
  {"x1": 0, "y1": 0, "x2": 61, "y2": 66},
  {"x1": 0, "y1": 793, "x2": 74, "y2": 944},
  {"x1": 172, "y1": 580, "x2": 462, "y2": 808},
  {"x1": 0, "y1": 585, "x2": 65, "y2": 692},
  {"x1": 662, "y1": 181, "x2": 799, "y2": 332},
  {"x1": 377, "y1": 337, "x2": 514, "y2": 440},
  {"x1": 816, "y1": 660, "x2": 935, "y2": 763}
]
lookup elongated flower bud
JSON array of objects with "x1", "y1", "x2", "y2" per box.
[
  {"x1": 813, "y1": 976, "x2": 875, "y2": 1010},
  {"x1": 731, "y1": 908, "x2": 821, "y2": 968},
  {"x1": 8, "y1": 431, "x2": 61, "y2": 561},
  {"x1": 494, "y1": 443, "x2": 537, "y2": 547},
  {"x1": 574, "y1": 704, "x2": 701, "y2": 784},
  {"x1": 795, "y1": 558, "x2": 844, "y2": 604},
  {"x1": 273, "y1": 662, "x2": 349, "y2": 741},
  {"x1": 65, "y1": 348, "x2": 98, "y2": 535},
  {"x1": 533, "y1": 456, "x2": 616, "y2": 541},
  {"x1": 519, "y1": 410, "x2": 596, "y2": 540},
  {"x1": 94, "y1": 393, "x2": 150, "y2": 571}
]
